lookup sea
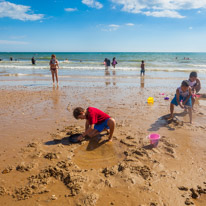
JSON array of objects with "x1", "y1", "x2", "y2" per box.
[{"x1": 0, "y1": 52, "x2": 206, "y2": 88}]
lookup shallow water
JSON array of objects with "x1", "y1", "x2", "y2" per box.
[
  {"x1": 198, "y1": 99, "x2": 206, "y2": 106},
  {"x1": 73, "y1": 138, "x2": 125, "y2": 169},
  {"x1": 193, "y1": 194, "x2": 206, "y2": 206}
]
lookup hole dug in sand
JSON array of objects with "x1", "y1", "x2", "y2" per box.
[{"x1": 73, "y1": 137, "x2": 125, "y2": 170}]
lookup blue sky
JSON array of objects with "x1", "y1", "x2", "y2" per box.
[{"x1": 0, "y1": 0, "x2": 206, "y2": 52}]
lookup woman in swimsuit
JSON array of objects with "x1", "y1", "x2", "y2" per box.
[
  {"x1": 49, "y1": 54, "x2": 59, "y2": 85},
  {"x1": 112, "y1": 57, "x2": 117, "y2": 68}
]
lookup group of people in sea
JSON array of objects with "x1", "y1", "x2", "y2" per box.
[
  {"x1": 6, "y1": 56, "x2": 36, "y2": 64},
  {"x1": 104, "y1": 57, "x2": 118, "y2": 69}
]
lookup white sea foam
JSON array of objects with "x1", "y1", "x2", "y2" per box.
[{"x1": 0, "y1": 64, "x2": 206, "y2": 73}]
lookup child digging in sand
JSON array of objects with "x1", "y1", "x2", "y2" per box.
[
  {"x1": 168, "y1": 80, "x2": 192, "y2": 124},
  {"x1": 73, "y1": 107, "x2": 115, "y2": 142}
]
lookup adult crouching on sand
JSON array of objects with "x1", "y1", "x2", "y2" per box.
[
  {"x1": 73, "y1": 107, "x2": 115, "y2": 142},
  {"x1": 49, "y1": 54, "x2": 59, "y2": 86}
]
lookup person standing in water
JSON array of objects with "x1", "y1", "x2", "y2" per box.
[
  {"x1": 104, "y1": 58, "x2": 108, "y2": 69},
  {"x1": 112, "y1": 57, "x2": 117, "y2": 68},
  {"x1": 140, "y1": 60, "x2": 145, "y2": 76},
  {"x1": 31, "y1": 57, "x2": 36, "y2": 65},
  {"x1": 49, "y1": 54, "x2": 59, "y2": 86}
]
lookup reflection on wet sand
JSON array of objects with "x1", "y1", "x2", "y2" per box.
[
  {"x1": 105, "y1": 69, "x2": 116, "y2": 86},
  {"x1": 140, "y1": 76, "x2": 145, "y2": 88},
  {"x1": 52, "y1": 85, "x2": 60, "y2": 107}
]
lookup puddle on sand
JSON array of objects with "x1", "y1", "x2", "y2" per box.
[
  {"x1": 193, "y1": 194, "x2": 206, "y2": 206},
  {"x1": 73, "y1": 138, "x2": 125, "y2": 169},
  {"x1": 198, "y1": 99, "x2": 206, "y2": 107}
]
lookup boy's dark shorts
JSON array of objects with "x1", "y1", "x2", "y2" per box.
[
  {"x1": 140, "y1": 70, "x2": 145, "y2": 74},
  {"x1": 171, "y1": 94, "x2": 192, "y2": 107},
  {"x1": 94, "y1": 118, "x2": 110, "y2": 132}
]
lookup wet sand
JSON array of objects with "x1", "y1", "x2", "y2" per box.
[{"x1": 0, "y1": 76, "x2": 206, "y2": 206}]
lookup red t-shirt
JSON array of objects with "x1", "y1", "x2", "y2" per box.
[{"x1": 86, "y1": 107, "x2": 110, "y2": 125}]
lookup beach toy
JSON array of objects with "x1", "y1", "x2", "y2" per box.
[
  {"x1": 159, "y1": 93, "x2": 165, "y2": 95},
  {"x1": 164, "y1": 97, "x2": 169, "y2": 100},
  {"x1": 147, "y1": 97, "x2": 154, "y2": 103},
  {"x1": 147, "y1": 133, "x2": 161, "y2": 147},
  {"x1": 192, "y1": 94, "x2": 201, "y2": 98}
]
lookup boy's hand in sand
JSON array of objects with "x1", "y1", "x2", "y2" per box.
[
  {"x1": 77, "y1": 134, "x2": 84, "y2": 141},
  {"x1": 180, "y1": 103, "x2": 184, "y2": 109}
]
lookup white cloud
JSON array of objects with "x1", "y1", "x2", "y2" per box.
[
  {"x1": 82, "y1": 0, "x2": 103, "y2": 9},
  {"x1": 101, "y1": 24, "x2": 120, "y2": 31},
  {"x1": 0, "y1": 40, "x2": 29, "y2": 45},
  {"x1": 144, "y1": 10, "x2": 185, "y2": 19},
  {"x1": 0, "y1": 1, "x2": 44, "y2": 21},
  {"x1": 65, "y1": 8, "x2": 78, "y2": 12},
  {"x1": 111, "y1": 0, "x2": 206, "y2": 18},
  {"x1": 189, "y1": 26, "x2": 193, "y2": 29},
  {"x1": 197, "y1": 10, "x2": 201, "y2": 13},
  {"x1": 109, "y1": 24, "x2": 120, "y2": 28},
  {"x1": 10, "y1": 35, "x2": 26, "y2": 40},
  {"x1": 125, "y1": 23, "x2": 134, "y2": 26}
]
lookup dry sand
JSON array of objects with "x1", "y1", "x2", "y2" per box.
[{"x1": 0, "y1": 81, "x2": 206, "y2": 206}]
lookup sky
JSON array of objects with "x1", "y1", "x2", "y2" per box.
[{"x1": 0, "y1": 0, "x2": 206, "y2": 52}]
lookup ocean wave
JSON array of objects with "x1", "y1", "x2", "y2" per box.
[
  {"x1": 0, "y1": 65, "x2": 49, "y2": 69},
  {"x1": 187, "y1": 64, "x2": 206, "y2": 68},
  {"x1": 0, "y1": 64, "x2": 206, "y2": 72}
]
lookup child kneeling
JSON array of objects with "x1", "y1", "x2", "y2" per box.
[
  {"x1": 73, "y1": 107, "x2": 115, "y2": 141},
  {"x1": 169, "y1": 80, "x2": 192, "y2": 124}
]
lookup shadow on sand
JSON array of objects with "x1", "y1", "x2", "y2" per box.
[
  {"x1": 44, "y1": 133, "x2": 83, "y2": 146},
  {"x1": 44, "y1": 133, "x2": 109, "y2": 151},
  {"x1": 148, "y1": 112, "x2": 187, "y2": 132}
]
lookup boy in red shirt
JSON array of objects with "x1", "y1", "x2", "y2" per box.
[{"x1": 73, "y1": 107, "x2": 115, "y2": 142}]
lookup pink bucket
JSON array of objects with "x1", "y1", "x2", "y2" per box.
[{"x1": 147, "y1": 133, "x2": 160, "y2": 147}]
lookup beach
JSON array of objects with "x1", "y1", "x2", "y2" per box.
[{"x1": 0, "y1": 53, "x2": 206, "y2": 206}]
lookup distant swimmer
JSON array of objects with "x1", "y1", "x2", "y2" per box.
[
  {"x1": 10, "y1": 57, "x2": 13, "y2": 61},
  {"x1": 31, "y1": 57, "x2": 36, "y2": 65},
  {"x1": 65, "y1": 58, "x2": 69, "y2": 61},
  {"x1": 140, "y1": 60, "x2": 145, "y2": 76},
  {"x1": 184, "y1": 57, "x2": 190, "y2": 60}
]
